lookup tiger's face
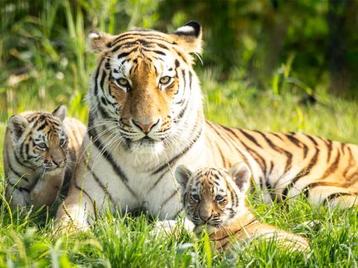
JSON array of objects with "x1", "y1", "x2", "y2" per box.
[
  {"x1": 88, "y1": 21, "x2": 203, "y2": 153},
  {"x1": 175, "y1": 162, "x2": 252, "y2": 228},
  {"x1": 8, "y1": 105, "x2": 69, "y2": 172}
]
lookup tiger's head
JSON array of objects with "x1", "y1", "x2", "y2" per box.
[
  {"x1": 175, "y1": 162, "x2": 252, "y2": 228},
  {"x1": 8, "y1": 105, "x2": 69, "y2": 172},
  {"x1": 87, "y1": 21, "x2": 203, "y2": 154}
]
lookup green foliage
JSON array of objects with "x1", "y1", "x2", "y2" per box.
[{"x1": 0, "y1": 1, "x2": 357, "y2": 267}]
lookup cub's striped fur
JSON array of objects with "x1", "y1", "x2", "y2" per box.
[
  {"x1": 56, "y1": 21, "x2": 357, "y2": 230},
  {"x1": 175, "y1": 163, "x2": 310, "y2": 252},
  {"x1": 3, "y1": 105, "x2": 86, "y2": 208}
]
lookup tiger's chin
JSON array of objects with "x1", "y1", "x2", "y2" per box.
[{"x1": 125, "y1": 137, "x2": 165, "y2": 156}]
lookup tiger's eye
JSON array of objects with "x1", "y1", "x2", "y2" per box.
[
  {"x1": 191, "y1": 194, "x2": 200, "y2": 202},
  {"x1": 37, "y1": 142, "x2": 47, "y2": 150},
  {"x1": 215, "y1": 195, "x2": 225, "y2": 202},
  {"x1": 116, "y1": 78, "x2": 129, "y2": 87},
  {"x1": 159, "y1": 76, "x2": 171, "y2": 85},
  {"x1": 60, "y1": 138, "x2": 67, "y2": 147}
]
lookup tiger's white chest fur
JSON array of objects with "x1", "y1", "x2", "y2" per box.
[{"x1": 82, "y1": 121, "x2": 209, "y2": 219}]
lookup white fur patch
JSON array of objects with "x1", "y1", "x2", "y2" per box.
[{"x1": 176, "y1": 25, "x2": 194, "y2": 34}]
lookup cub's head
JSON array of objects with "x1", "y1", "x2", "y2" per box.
[
  {"x1": 175, "y1": 162, "x2": 252, "y2": 227},
  {"x1": 88, "y1": 21, "x2": 203, "y2": 153},
  {"x1": 8, "y1": 105, "x2": 69, "y2": 171}
]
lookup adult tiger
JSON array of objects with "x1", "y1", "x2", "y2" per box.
[
  {"x1": 3, "y1": 106, "x2": 86, "y2": 209},
  {"x1": 56, "y1": 21, "x2": 358, "y2": 230}
]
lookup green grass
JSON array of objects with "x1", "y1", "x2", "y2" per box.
[{"x1": 0, "y1": 73, "x2": 357, "y2": 267}]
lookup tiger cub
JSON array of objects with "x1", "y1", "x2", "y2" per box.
[
  {"x1": 175, "y1": 162, "x2": 310, "y2": 252},
  {"x1": 3, "y1": 105, "x2": 86, "y2": 209}
]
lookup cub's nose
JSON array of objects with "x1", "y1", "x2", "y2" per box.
[
  {"x1": 132, "y1": 119, "x2": 160, "y2": 134},
  {"x1": 199, "y1": 213, "x2": 212, "y2": 223}
]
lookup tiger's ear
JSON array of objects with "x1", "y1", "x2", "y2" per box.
[
  {"x1": 88, "y1": 31, "x2": 115, "y2": 53},
  {"x1": 229, "y1": 162, "x2": 251, "y2": 193},
  {"x1": 52, "y1": 105, "x2": 67, "y2": 121},
  {"x1": 8, "y1": 115, "x2": 28, "y2": 141},
  {"x1": 175, "y1": 165, "x2": 192, "y2": 189},
  {"x1": 171, "y1": 21, "x2": 202, "y2": 54}
]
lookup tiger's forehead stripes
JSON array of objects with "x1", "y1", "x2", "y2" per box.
[
  {"x1": 190, "y1": 168, "x2": 231, "y2": 195},
  {"x1": 108, "y1": 32, "x2": 192, "y2": 64}
]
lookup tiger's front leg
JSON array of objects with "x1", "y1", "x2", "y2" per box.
[
  {"x1": 55, "y1": 160, "x2": 99, "y2": 231},
  {"x1": 30, "y1": 169, "x2": 65, "y2": 207}
]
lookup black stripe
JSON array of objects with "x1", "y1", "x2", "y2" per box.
[
  {"x1": 212, "y1": 218, "x2": 258, "y2": 242},
  {"x1": 37, "y1": 122, "x2": 47, "y2": 131},
  {"x1": 323, "y1": 192, "x2": 356, "y2": 206},
  {"x1": 74, "y1": 183, "x2": 94, "y2": 203},
  {"x1": 94, "y1": 58, "x2": 104, "y2": 95},
  {"x1": 160, "y1": 190, "x2": 179, "y2": 209},
  {"x1": 239, "y1": 129, "x2": 262, "y2": 148},
  {"x1": 141, "y1": 48, "x2": 166, "y2": 56},
  {"x1": 304, "y1": 134, "x2": 318, "y2": 146},
  {"x1": 255, "y1": 131, "x2": 293, "y2": 174},
  {"x1": 286, "y1": 133, "x2": 309, "y2": 158},
  {"x1": 321, "y1": 148, "x2": 340, "y2": 178},
  {"x1": 87, "y1": 126, "x2": 128, "y2": 183},
  {"x1": 214, "y1": 123, "x2": 248, "y2": 164},
  {"x1": 13, "y1": 151, "x2": 35, "y2": 170},
  {"x1": 7, "y1": 181, "x2": 30, "y2": 192},
  {"x1": 85, "y1": 163, "x2": 115, "y2": 204},
  {"x1": 151, "y1": 127, "x2": 203, "y2": 176},
  {"x1": 148, "y1": 171, "x2": 166, "y2": 193},
  {"x1": 117, "y1": 48, "x2": 137, "y2": 60},
  {"x1": 325, "y1": 139, "x2": 333, "y2": 163},
  {"x1": 87, "y1": 121, "x2": 139, "y2": 200},
  {"x1": 113, "y1": 34, "x2": 175, "y2": 47},
  {"x1": 6, "y1": 149, "x2": 30, "y2": 182},
  {"x1": 281, "y1": 147, "x2": 320, "y2": 199}
]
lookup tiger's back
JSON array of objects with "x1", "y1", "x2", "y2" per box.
[{"x1": 3, "y1": 106, "x2": 86, "y2": 208}]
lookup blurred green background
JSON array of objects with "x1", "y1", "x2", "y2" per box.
[
  {"x1": 1, "y1": 0, "x2": 358, "y2": 122},
  {"x1": 0, "y1": 1, "x2": 357, "y2": 266}
]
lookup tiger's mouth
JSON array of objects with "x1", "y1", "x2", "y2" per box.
[{"x1": 123, "y1": 136, "x2": 165, "y2": 154}]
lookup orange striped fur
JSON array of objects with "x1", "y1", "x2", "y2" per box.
[
  {"x1": 3, "y1": 105, "x2": 86, "y2": 209},
  {"x1": 56, "y1": 21, "x2": 357, "y2": 231},
  {"x1": 176, "y1": 163, "x2": 310, "y2": 252}
]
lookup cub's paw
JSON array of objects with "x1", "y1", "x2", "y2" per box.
[{"x1": 152, "y1": 220, "x2": 178, "y2": 237}]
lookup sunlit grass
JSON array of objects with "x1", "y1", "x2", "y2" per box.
[{"x1": 0, "y1": 75, "x2": 357, "y2": 266}]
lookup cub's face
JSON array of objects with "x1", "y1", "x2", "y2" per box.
[
  {"x1": 175, "y1": 162, "x2": 251, "y2": 227},
  {"x1": 8, "y1": 105, "x2": 69, "y2": 171},
  {"x1": 88, "y1": 22, "x2": 202, "y2": 153}
]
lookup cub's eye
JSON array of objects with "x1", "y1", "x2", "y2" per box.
[
  {"x1": 215, "y1": 195, "x2": 225, "y2": 202},
  {"x1": 159, "y1": 76, "x2": 172, "y2": 85},
  {"x1": 37, "y1": 143, "x2": 47, "y2": 150},
  {"x1": 116, "y1": 78, "x2": 129, "y2": 87},
  {"x1": 60, "y1": 138, "x2": 67, "y2": 147},
  {"x1": 191, "y1": 194, "x2": 200, "y2": 202}
]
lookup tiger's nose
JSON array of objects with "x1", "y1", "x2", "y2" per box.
[
  {"x1": 199, "y1": 213, "x2": 212, "y2": 223},
  {"x1": 132, "y1": 119, "x2": 160, "y2": 134}
]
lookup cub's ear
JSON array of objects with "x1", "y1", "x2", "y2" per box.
[
  {"x1": 229, "y1": 162, "x2": 251, "y2": 193},
  {"x1": 8, "y1": 115, "x2": 28, "y2": 141},
  {"x1": 171, "y1": 21, "x2": 202, "y2": 54},
  {"x1": 88, "y1": 31, "x2": 115, "y2": 53},
  {"x1": 52, "y1": 105, "x2": 67, "y2": 121},
  {"x1": 175, "y1": 165, "x2": 192, "y2": 189}
]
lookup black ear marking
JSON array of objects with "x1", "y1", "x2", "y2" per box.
[
  {"x1": 174, "y1": 20, "x2": 201, "y2": 37},
  {"x1": 52, "y1": 105, "x2": 67, "y2": 121}
]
